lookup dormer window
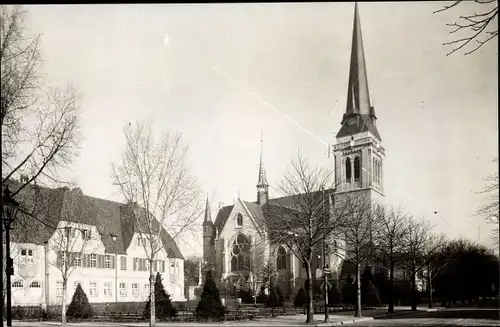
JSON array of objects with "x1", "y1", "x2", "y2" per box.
[
  {"x1": 137, "y1": 236, "x2": 146, "y2": 247},
  {"x1": 236, "y1": 213, "x2": 243, "y2": 227},
  {"x1": 110, "y1": 233, "x2": 117, "y2": 241},
  {"x1": 81, "y1": 229, "x2": 91, "y2": 240}
]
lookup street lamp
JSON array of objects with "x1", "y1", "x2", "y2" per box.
[
  {"x1": 2, "y1": 187, "x2": 19, "y2": 327},
  {"x1": 321, "y1": 187, "x2": 330, "y2": 323}
]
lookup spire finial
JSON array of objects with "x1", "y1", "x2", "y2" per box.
[{"x1": 345, "y1": 1, "x2": 372, "y2": 117}]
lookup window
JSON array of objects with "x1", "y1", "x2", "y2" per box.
[
  {"x1": 145, "y1": 260, "x2": 150, "y2": 271},
  {"x1": 89, "y1": 282, "x2": 97, "y2": 297},
  {"x1": 73, "y1": 254, "x2": 81, "y2": 267},
  {"x1": 354, "y1": 156, "x2": 360, "y2": 181},
  {"x1": 90, "y1": 254, "x2": 97, "y2": 268},
  {"x1": 119, "y1": 283, "x2": 127, "y2": 297},
  {"x1": 132, "y1": 283, "x2": 139, "y2": 297},
  {"x1": 104, "y1": 282, "x2": 112, "y2": 297},
  {"x1": 56, "y1": 281, "x2": 63, "y2": 297},
  {"x1": 160, "y1": 260, "x2": 165, "y2": 273},
  {"x1": 64, "y1": 227, "x2": 72, "y2": 238},
  {"x1": 104, "y1": 255, "x2": 111, "y2": 269},
  {"x1": 12, "y1": 281, "x2": 23, "y2": 288},
  {"x1": 82, "y1": 229, "x2": 91, "y2": 240},
  {"x1": 236, "y1": 213, "x2": 243, "y2": 227},
  {"x1": 144, "y1": 284, "x2": 150, "y2": 297},
  {"x1": 30, "y1": 281, "x2": 41, "y2": 288},
  {"x1": 133, "y1": 258, "x2": 138, "y2": 271},
  {"x1": 345, "y1": 158, "x2": 352, "y2": 181},
  {"x1": 120, "y1": 256, "x2": 127, "y2": 271},
  {"x1": 276, "y1": 246, "x2": 287, "y2": 270},
  {"x1": 20, "y1": 248, "x2": 34, "y2": 264},
  {"x1": 230, "y1": 234, "x2": 250, "y2": 272},
  {"x1": 137, "y1": 236, "x2": 146, "y2": 247}
]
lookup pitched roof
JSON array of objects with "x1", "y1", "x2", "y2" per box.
[
  {"x1": 336, "y1": 114, "x2": 381, "y2": 141},
  {"x1": 213, "y1": 189, "x2": 336, "y2": 234},
  {"x1": 4, "y1": 180, "x2": 183, "y2": 259}
]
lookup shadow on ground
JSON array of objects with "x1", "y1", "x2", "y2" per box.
[{"x1": 373, "y1": 309, "x2": 500, "y2": 320}]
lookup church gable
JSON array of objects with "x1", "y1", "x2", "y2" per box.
[{"x1": 217, "y1": 200, "x2": 262, "y2": 240}]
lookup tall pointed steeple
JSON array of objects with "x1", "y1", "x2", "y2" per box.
[
  {"x1": 257, "y1": 130, "x2": 269, "y2": 205},
  {"x1": 337, "y1": 2, "x2": 381, "y2": 141},
  {"x1": 345, "y1": 2, "x2": 373, "y2": 118},
  {"x1": 203, "y1": 195, "x2": 212, "y2": 223}
]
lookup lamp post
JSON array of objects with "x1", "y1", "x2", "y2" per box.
[
  {"x1": 2, "y1": 187, "x2": 20, "y2": 327},
  {"x1": 321, "y1": 187, "x2": 329, "y2": 323}
]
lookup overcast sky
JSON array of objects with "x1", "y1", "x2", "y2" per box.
[{"x1": 24, "y1": 2, "x2": 498, "y2": 257}]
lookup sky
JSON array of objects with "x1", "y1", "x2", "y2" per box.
[{"x1": 23, "y1": 2, "x2": 498, "y2": 257}]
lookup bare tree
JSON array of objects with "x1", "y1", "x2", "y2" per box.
[
  {"x1": 48, "y1": 193, "x2": 100, "y2": 327},
  {"x1": 434, "y1": 0, "x2": 498, "y2": 56},
  {"x1": 341, "y1": 193, "x2": 380, "y2": 318},
  {"x1": 1, "y1": 5, "x2": 82, "y2": 193},
  {"x1": 374, "y1": 205, "x2": 409, "y2": 313},
  {"x1": 476, "y1": 158, "x2": 499, "y2": 247},
  {"x1": 110, "y1": 121, "x2": 202, "y2": 327},
  {"x1": 400, "y1": 218, "x2": 444, "y2": 311},
  {"x1": 263, "y1": 151, "x2": 350, "y2": 323},
  {"x1": 247, "y1": 241, "x2": 271, "y2": 306}
]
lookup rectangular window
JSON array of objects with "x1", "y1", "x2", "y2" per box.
[
  {"x1": 20, "y1": 248, "x2": 34, "y2": 264},
  {"x1": 89, "y1": 282, "x2": 97, "y2": 297},
  {"x1": 74, "y1": 254, "x2": 81, "y2": 267},
  {"x1": 145, "y1": 260, "x2": 150, "y2": 271},
  {"x1": 137, "y1": 236, "x2": 146, "y2": 247},
  {"x1": 144, "y1": 284, "x2": 150, "y2": 298},
  {"x1": 132, "y1": 283, "x2": 138, "y2": 297},
  {"x1": 119, "y1": 283, "x2": 127, "y2": 297},
  {"x1": 56, "y1": 281, "x2": 63, "y2": 298},
  {"x1": 64, "y1": 227, "x2": 72, "y2": 238},
  {"x1": 104, "y1": 255, "x2": 111, "y2": 269},
  {"x1": 90, "y1": 254, "x2": 97, "y2": 268},
  {"x1": 104, "y1": 282, "x2": 112, "y2": 297},
  {"x1": 133, "y1": 258, "x2": 138, "y2": 271},
  {"x1": 82, "y1": 229, "x2": 91, "y2": 240},
  {"x1": 120, "y1": 256, "x2": 127, "y2": 271},
  {"x1": 160, "y1": 260, "x2": 165, "y2": 273}
]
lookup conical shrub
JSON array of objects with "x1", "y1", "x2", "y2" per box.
[
  {"x1": 66, "y1": 283, "x2": 94, "y2": 318},
  {"x1": 143, "y1": 272, "x2": 177, "y2": 320},
  {"x1": 196, "y1": 270, "x2": 225, "y2": 321}
]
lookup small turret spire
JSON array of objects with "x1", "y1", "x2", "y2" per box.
[
  {"x1": 257, "y1": 130, "x2": 269, "y2": 205},
  {"x1": 257, "y1": 129, "x2": 268, "y2": 187},
  {"x1": 203, "y1": 195, "x2": 212, "y2": 223}
]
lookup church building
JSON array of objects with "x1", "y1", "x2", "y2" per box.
[{"x1": 202, "y1": 3, "x2": 386, "y2": 298}]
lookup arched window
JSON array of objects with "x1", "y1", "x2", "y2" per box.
[
  {"x1": 276, "y1": 246, "x2": 287, "y2": 270},
  {"x1": 230, "y1": 234, "x2": 250, "y2": 272},
  {"x1": 30, "y1": 281, "x2": 41, "y2": 288},
  {"x1": 354, "y1": 156, "x2": 360, "y2": 180},
  {"x1": 236, "y1": 213, "x2": 243, "y2": 227},
  {"x1": 345, "y1": 158, "x2": 352, "y2": 182},
  {"x1": 12, "y1": 281, "x2": 23, "y2": 288}
]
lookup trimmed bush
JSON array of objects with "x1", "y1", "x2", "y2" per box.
[
  {"x1": 341, "y1": 277, "x2": 357, "y2": 305},
  {"x1": 66, "y1": 283, "x2": 94, "y2": 318},
  {"x1": 143, "y1": 272, "x2": 177, "y2": 320},
  {"x1": 327, "y1": 284, "x2": 342, "y2": 306},
  {"x1": 196, "y1": 270, "x2": 225, "y2": 320},
  {"x1": 294, "y1": 287, "x2": 308, "y2": 308},
  {"x1": 266, "y1": 286, "x2": 284, "y2": 307},
  {"x1": 256, "y1": 286, "x2": 268, "y2": 304},
  {"x1": 237, "y1": 289, "x2": 254, "y2": 304},
  {"x1": 194, "y1": 286, "x2": 203, "y2": 299},
  {"x1": 361, "y1": 268, "x2": 381, "y2": 307}
]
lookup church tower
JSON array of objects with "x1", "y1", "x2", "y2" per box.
[
  {"x1": 332, "y1": 3, "x2": 385, "y2": 196},
  {"x1": 202, "y1": 196, "x2": 215, "y2": 269},
  {"x1": 257, "y1": 131, "x2": 269, "y2": 205}
]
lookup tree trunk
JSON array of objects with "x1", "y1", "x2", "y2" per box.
[
  {"x1": 388, "y1": 259, "x2": 395, "y2": 313},
  {"x1": 355, "y1": 262, "x2": 362, "y2": 317},
  {"x1": 305, "y1": 263, "x2": 314, "y2": 323},
  {"x1": 61, "y1": 280, "x2": 67, "y2": 326},
  {"x1": 411, "y1": 268, "x2": 417, "y2": 311},
  {"x1": 428, "y1": 268, "x2": 433, "y2": 309},
  {"x1": 150, "y1": 272, "x2": 155, "y2": 327}
]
